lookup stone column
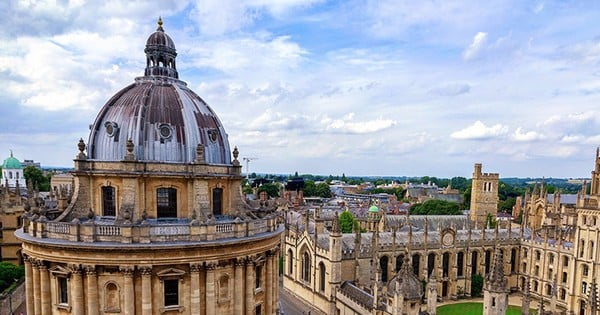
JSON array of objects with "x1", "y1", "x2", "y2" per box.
[
  {"x1": 84, "y1": 265, "x2": 99, "y2": 315},
  {"x1": 190, "y1": 264, "x2": 201, "y2": 315},
  {"x1": 40, "y1": 263, "x2": 51, "y2": 315},
  {"x1": 266, "y1": 253, "x2": 273, "y2": 314},
  {"x1": 274, "y1": 249, "x2": 280, "y2": 313},
  {"x1": 71, "y1": 265, "x2": 84, "y2": 315},
  {"x1": 234, "y1": 259, "x2": 245, "y2": 315},
  {"x1": 121, "y1": 266, "x2": 135, "y2": 315},
  {"x1": 206, "y1": 262, "x2": 217, "y2": 315},
  {"x1": 24, "y1": 256, "x2": 34, "y2": 315},
  {"x1": 140, "y1": 266, "x2": 153, "y2": 315},
  {"x1": 32, "y1": 260, "x2": 41, "y2": 315},
  {"x1": 246, "y1": 258, "x2": 255, "y2": 315}
]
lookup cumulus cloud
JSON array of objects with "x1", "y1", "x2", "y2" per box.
[
  {"x1": 512, "y1": 127, "x2": 544, "y2": 142},
  {"x1": 322, "y1": 113, "x2": 396, "y2": 134},
  {"x1": 463, "y1": 32, "x2": 487, "y2": 61},
  {"x1": 450, "y1": 121, "x2": 508, "y2": 140}
]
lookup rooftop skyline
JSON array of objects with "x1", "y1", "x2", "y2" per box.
[{"x1": 2, "y1": 1, "x2": 600, "y2": 178}]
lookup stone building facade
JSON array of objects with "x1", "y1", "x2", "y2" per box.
[
  {"x1": 16, "y1": 18, "x2": 282, "y2": 315},
  {"x1": 283, "y1": 150, "x2": 600, "y2": 315}
]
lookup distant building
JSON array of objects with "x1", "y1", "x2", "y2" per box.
[{"x1": 1, "y1": 152, "x2": 25, "y2": 188}]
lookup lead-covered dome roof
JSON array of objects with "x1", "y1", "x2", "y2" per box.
[{"x1": 88, "y1": 18, "x2": 231, "y2": 164}]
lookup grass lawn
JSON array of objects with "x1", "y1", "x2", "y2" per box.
[{"x1": 437, "y1": 302, "x2": 532, "y2": 315}]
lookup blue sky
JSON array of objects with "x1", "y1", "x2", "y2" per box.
[{"x1": 2, "y1": 0, "x2": 600, "y2": 178}]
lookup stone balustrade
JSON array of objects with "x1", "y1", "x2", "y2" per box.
[{"x1": 25, "y1": 214, "x2": 279, "y2": 244}]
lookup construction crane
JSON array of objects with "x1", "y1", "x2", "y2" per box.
[{"x1": 242, "y1": 157, "x2": 258, "y2": 182}]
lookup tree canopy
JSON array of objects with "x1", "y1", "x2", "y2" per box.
[
  {"x1": 303, "y1": 180, "x2": 332, "y2": 198},
  {"x1": 338, "y1": 211, "x2": 359, "y2": 233},
  {"x1": 410, "y1": 199, "x2": 462, "y2": 215},
  {"x1": 0, "y1": 262, "x2": 24, "y2": 293},
  {"x1": 256, "y1": 183, "x2": 280, "y2": 198},
  {"x1": 23, "y1": 166, "x2": 51, "y2": 191}
]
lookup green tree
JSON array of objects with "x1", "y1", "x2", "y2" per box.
[
  {"x1": 24, "y1": 166, "x2": 50, "y2": 191},
  {"x1": 471, "y1": 274, "x2": 484, "y2": 297},
  {"x1": 410, "y1": 199, "x2": 461, "y2": 215},
  {"x1": 257, "y1": 183, "x2": 280, "y2": 198},
  {"x1": 0, "y1": 262, "x2": 24, "y2": 293},
  {"x1": 303, "y1": 180, "x2": 317, "y2": 196},
  {"x1": 450, "y1": 176, "x2": 469, "y2": 192},
  {"x1": 338, "y1": 211, "x2": 358, "y2": 233},
  {"x1": 315, "y1": 182, "x2": 332, "y2": 198}
]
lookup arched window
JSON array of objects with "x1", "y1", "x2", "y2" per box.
[
  {"x1": 485, "y1": 250, "x2": 492, "y2": 274},
  {"x1": 102, "y1": 186, "x2": 116, "y2": 216},
  {"x1": 412, "y1": 254, "x2": 420, "y2": 276},
  {"x1": 427, "y1": 253, "x2": 435, "y2": 277},
  {"x1": 302, "y1": 252, "x2": 311, "y2": 283},
  {"x1": 395, "y1": 254, "x2": 404, "y2": 272},
  {"x1": 288, "y1": 249, "x2": 294, "y2": 275},
  {"x1": 583, "y1": 264, "x2": 589, "y2": 277},
  {"x1": 380, "y1": 256, "x2": 389, "y2": 282},
  {"x1": 442, "y1": 252, "x2": 450, "y2": 277},
  {"x1": 471, "y1": 251, "x2": 479, "y2": 275},
  {"x1": 157, "y1": 188, "x2": 177, "y2": 218},
  {"x1": 510, "y1": 248, "x2": 517, "y2": 273},
  {"x1": 9, "y1": 172, "x2": 12, "y2": 179},
  {"x1": 212, "y1": 188, "x2": 223, "y2": 216},
  {"x1": 318, "y1": 262, "x2": 326, "y2": 292},
  {"x1": 590, "y1": 241, "x2": 595, "y2": 259},
  {"x1": 457, "y1": 252, "x2": 464, "y2": 277}
]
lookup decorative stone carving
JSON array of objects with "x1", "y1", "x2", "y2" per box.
[
  {"x1": 77, "y1": 138, "x2": 87, "y2": 159},
  {"x1": 119, "y1": 266, "x2": 135, "y2": 277}
]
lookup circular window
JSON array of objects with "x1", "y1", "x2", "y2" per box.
[
  {"x1": 159, "y1": 124, "x2": 172, "y2": 139},
  {"x1": 104, "y1": 122, "x2": 118, "y2": 137}
]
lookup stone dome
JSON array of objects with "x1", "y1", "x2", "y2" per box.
[
  {"x1": 3, "y1": 152, "x2": 22, "y2": 169},
  {"x1": 88, "y1": 19, "x2": 231, "y2": 164}
]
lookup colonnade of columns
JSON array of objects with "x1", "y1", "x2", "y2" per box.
[{"x1": 23, "y1": 248, "x2": 280, "y2": 315}]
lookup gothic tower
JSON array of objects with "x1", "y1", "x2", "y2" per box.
[
  {"x1": 483, "y1": 248, "x2": 509, "y2": 315},
  {"x1": 470, "y1": 163, "x2": 499, "y2": 226}
]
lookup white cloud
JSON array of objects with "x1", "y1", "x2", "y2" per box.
[
  {"x1": 512, "y1": 127, "x2": 544, "y2": 142},
  {"x1": 322, "y1": 113, "x2": 396, "y2": 134},
  {"x1": 463, "y1": 32, "x2": 487, "y2": 61},
  {"x1": 451, "y1": 121, "x2": 509, "y2": 140}
]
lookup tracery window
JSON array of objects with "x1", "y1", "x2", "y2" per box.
[{"x1": 302, "y1": 252, "x2": 311, "y2": 283}]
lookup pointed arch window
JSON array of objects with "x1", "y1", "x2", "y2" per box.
[
  {"x1": 318, "y1": 262, "x2": 326, "y2": 292},
  {"x1": 288, "y1": 250, "x2": 294, "y2": 275},
  {"x1": 302, "y1": 252, "x2": 311, "y2": 283}
]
